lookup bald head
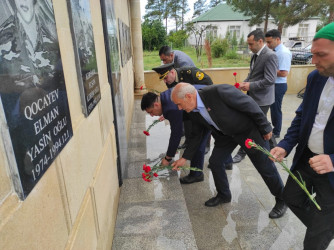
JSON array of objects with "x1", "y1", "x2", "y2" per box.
[{"x1": 171, "y1": 82, "x2": 197, "y2": 113}]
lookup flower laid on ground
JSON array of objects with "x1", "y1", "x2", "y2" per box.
[
  {"x1": 233, "y1": 72, "x2": 239, "y2": 89},
  {"x1": 140, "y1": 85, "x2": 161, "y2": 94},
  {"x1": 245, "y1": 138, "x2": 321, "y2": 210},
  {"x1": 143, "y1": 119, "x2": 161, "y2": 136},
  {"x1": 142, "y1": 163, "x2": 202, "y2": 182}
]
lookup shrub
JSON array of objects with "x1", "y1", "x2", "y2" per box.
[
  {"x1": 167, "y1": 30, "x2": 189, "y2": 48},
  {"x1": 211, "y1": 38, "x2": 229, "y2": 58},
  {"x1": 224, "y1": 49, "x2": 240, "y2": 59}
]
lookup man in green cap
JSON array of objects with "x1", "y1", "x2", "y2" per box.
[{"x1": 270, "y1": 22, "x2": 334, "y2": 250}]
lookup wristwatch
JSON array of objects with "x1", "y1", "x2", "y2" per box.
[{"x1": 164, "y1": 156, "x2": 172, "y2": 162}]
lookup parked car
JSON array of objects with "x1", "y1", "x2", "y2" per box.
[
  {"x1": 284, "y1": 39, "x2": 309, "y2": 50},
  {"x1": 291, "y1": 44, "x2": 313, "y2": 65}
]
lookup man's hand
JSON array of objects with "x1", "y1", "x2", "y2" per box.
[
  {"x1": 309, "y1": 155, "x2": 334, "y2": 174},
  {"x1": 239, "y1": 82, "x2": 250, "y2": 91},
  {"x1": 270, "y1": 147, "x2": 287, "y2": 162},
  {"x1": 159, "y1": 115, "x2": 165, "y2": 121},
  {"x1": 263, "y1": 131, "x2": 272, "y2": 141},
  {"x1": 171, "y1": 157, "x2": 187, "y2": 170},
  {"x1": 161, "y1": 158, "x2": 170, "y2": 166}
]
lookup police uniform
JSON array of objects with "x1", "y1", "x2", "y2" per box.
[{"x1": 152, "y1": 63, "x2": 213, "y2": 88}]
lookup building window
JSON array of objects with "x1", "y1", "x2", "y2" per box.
[
  {"x1": 298, "y1": 24, "x2": 309, "y2": 37},
  {"x1": 228, "y1": 25, "x2": 241, "y2": 38},
  {"x1": 206, "y1": 27, "x2": 217, "y2": 40}
]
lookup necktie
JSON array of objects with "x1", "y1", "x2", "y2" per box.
[{"x1": 251, "y1": 54, "x2": 258, "y2": 69}]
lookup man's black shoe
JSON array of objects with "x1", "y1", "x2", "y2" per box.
[
  {"x1": 225, "y1": 163, "x2": 233, "y2": 170},
  {"x1": 204, "y1": 195, "x2": 231, "y2": 207},
  {"x1": 269, "y1": 199, "x2": 288, "y2": 219},
  {"x1": 180, "y1": 174, "x2": 204, "y2": 184},
  {"x1": 232, "y1": 153, "x2": 245, "y2": 163},
  {"x1": 177, "y1": 143, "x2": 188, "y2": 149},
  {"x1": 204, "y1": 146, "x2": 210, "y2": 154}
]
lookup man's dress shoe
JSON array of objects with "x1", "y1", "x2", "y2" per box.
[
  {"x1": 232, "y1": 153, "x2": 245, "y2": 163},
  {"x1": 204, "y1": 195, "x2": 231, "y2": 207},
  {"x1": 269, "y1": 199, "x2": 288, "y2": 219},
  {"x1": 180, "y1": 174, "x2": 204, "y2": 184}
]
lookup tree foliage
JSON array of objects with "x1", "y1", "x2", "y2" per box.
[
  {"x1": 193, "y1": 0, "x2": 207, "y2": 18},
  {"x1": 167, "y1": 30, "x2": 189, "y2": 48},
  {"x1": 144, "y1": 0, "x2": 190, "y2": 32},
  {"x1": 142, "y1": 20, "x2": 167, "y2": 51},
  {"x1": 209, "y1": 0, "x2": 224, "y2": 8},
  {"x1": 226, "y1": 0, "x2": 326, "y2": 33}
]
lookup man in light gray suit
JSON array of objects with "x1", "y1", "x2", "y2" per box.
[{"x1": 233, "y1": 29, "x2": 279, "y2": 163}]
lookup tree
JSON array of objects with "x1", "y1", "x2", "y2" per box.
[
  {"x1": 186, "y1": 22, "x2": 213, "y2": 62},
  {"x1": 168, "y1": 0, "x2": 182, "y2": 31},
  {"x1": 168, "y1": 30, "x2": 189, "y2": 48},
  {"x1": 209, "y1": 0, "x2": 224, "y2": 8},
  {"x1": 180, "y1": 0, "x2": 190, "y2": 30},
  {"x1": 226, "y1": 0, "x2": 325, "y2": 33},
  {"x1": 193, "y1": 0, "x2": 207, "y2": 18},
  {"x1": 142, "y1": 19, "x2": 167, "y2": 51},
  {"x1": 144, "y1": 0, "x2": 170, "y2": 33}
]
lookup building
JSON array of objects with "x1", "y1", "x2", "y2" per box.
[
  {"x1": 188, "y1": 3, "x2": 321, "y2": 46},
  {"x1": 0, "y1": 0, "x2": 145, "y2": 249}
]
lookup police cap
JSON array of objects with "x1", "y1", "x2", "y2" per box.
[{"x1": 152, "y1": 63, "x2": 174, "y2": 80}]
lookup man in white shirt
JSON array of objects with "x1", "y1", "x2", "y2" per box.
[{"x1": 270, "y1": 22, "x2": 334, "y2": 250}]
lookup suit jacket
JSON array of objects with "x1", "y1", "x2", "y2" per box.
[
  {"x1": 160, "y1": 85, "x2": 208, "y2": 157},
  {"x1": 182, "y1": 84, "x2": 272, "y2": 160},
  {"x1": 245, "y1": 46, "x2": 278, "y2": 106},
  {"x1": 167, "y1": 66, "x2": 213, "y2": 88},
  {"x1": 278, "y1": 70, "x2": 334, "y2": 188},
  {"x1": 160, "y1": 88, "x2": 183, "y2": 157},
  {"x1": 173, "y1": 50, "x2": 195, "y2": 68}
]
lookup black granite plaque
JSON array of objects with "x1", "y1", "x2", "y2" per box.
[
  {"x1": 0, "y1": 0, "x2": 73, "y2": 198},
  {"x1": 68, "y1": 0, "x2": 101, "y2": 116}
]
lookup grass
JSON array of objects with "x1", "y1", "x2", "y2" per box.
[{"x1": 143, "y1": 46, "x2": 251, "y2": 70}]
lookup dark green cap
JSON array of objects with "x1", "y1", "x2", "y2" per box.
[{"x1": 314, "y1": 22, "x2": 334, "y2": 41}]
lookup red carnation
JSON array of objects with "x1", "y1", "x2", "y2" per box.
[
  {"x1": 153, "y1": 173, "x2": 158, "y2": 177},
  {"x1": 143, "y1": 130, "x2": 150, "y2": 136},
  {"x1": 145, "y1": 166, "x2": 151, "y2": 173},
  {"x1": 245, "y1": 139, "x2": 254, "y2": 149},
  {"x1": 234, "y1": 83, "x2": 240, "y2": 89},
  {"x1": 143, "y1": 164, "x2": 147, "y2": 170},
  {"x1": 233, "y1": 72, "x2": 237, "y2": 76},
  {"x1": 140, "y1": 85, "x2": 144, "y2": 90}
]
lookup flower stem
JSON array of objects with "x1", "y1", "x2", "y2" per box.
[{"x1": 250, "y1": 142, "x2": 321, "y2": 210}]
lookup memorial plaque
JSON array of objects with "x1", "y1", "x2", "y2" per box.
[
  {"x1": 68, "y1": 0, "x2": 101, "y2": 116},
  {"x1": 0, "y1": 0, "x2": 73, "y2": 198}
]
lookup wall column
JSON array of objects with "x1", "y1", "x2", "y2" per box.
[{"x1": 130, "y1": 0, "x2": 146, "y2": 94}]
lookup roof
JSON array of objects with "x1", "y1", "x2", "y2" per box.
[{"x1": 192, "y1": 3, "x2": 251, "y2": 22}]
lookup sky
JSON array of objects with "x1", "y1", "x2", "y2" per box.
[{"x1": 140, "y1": 0, "x2": 206, "y2": 31}]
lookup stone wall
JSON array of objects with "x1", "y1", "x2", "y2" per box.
[
  {"x1": 144, "y1": 65, "x2": 316, "y2": 94},
  {"x1": 0, "y1": 0, "x2": 134, "y2": 249}
]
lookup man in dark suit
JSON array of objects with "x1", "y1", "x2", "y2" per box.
[
  {"x1": 152, "y1": 63, "x2": 231, "y2": 168},
  {"x1": 141, "y1": 87, "x2": 210, "y2": 184},
  {"x1": 270, "y1": 22, "x2": 334, "y2": 249},
  {"x1": 171, "y1": 82, "x2": 287, "y2": 218},
  {"x1": 233, "y1": 29, "x2": 278, "y2": 163}
]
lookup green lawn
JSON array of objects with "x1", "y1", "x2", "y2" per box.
[{"x1": 143, "y1": 47, "x2": 251, "y2": 70}]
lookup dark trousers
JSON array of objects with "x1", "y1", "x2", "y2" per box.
[
  {"x1": 283, "y1": 147, "x2": 334, "y2": 250},
  {"x1": 190, "y1": 129, "x2": 210, "y2": 177},
  {"x1": 210, "y1": 124, "x2": 284, "y2": 199},
  {"x1": 237, "y1": 105, "x2": 276, "y2": 155},
  {"x1": 270, "y1": 83, "x2": 287, "y2": 137}
]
